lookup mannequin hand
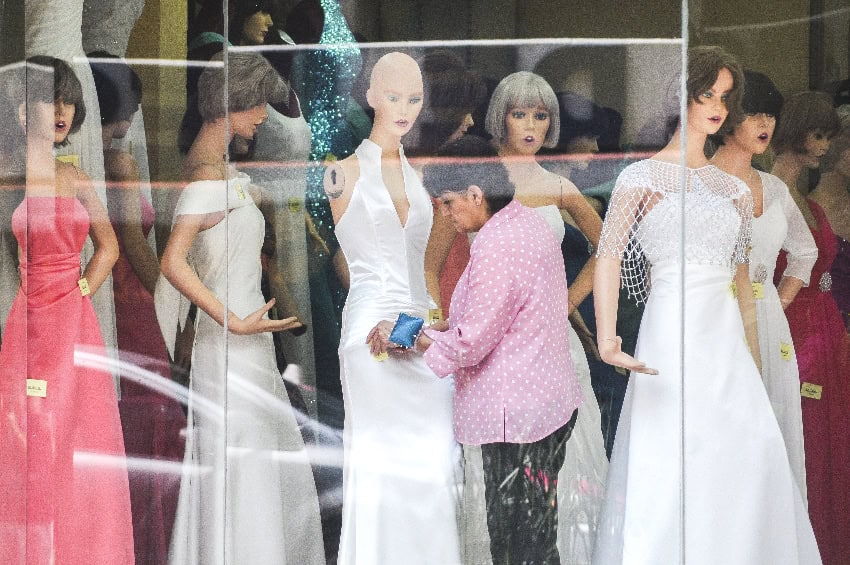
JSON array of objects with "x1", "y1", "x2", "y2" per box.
[
  {"x1": 366, "y1": 320, "x2": 400, "y2": 356},
  {"x1": 598, "y1": 336, "x2": 658, "y2": 375},
  {"x1": 227, "y1": 299, "x2": 302, "y2": 335},
  {"x1": 569, "y1": 310, "x2": 600, "y2": 361}
]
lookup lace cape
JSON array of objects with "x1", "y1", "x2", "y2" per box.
[{"x1": 596, "y1": 160, "x2": 753, "y2": 304}]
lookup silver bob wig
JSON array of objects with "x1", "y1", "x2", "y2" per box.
[
  {"x1": 485, "y1": 71, "x2": 560, "y2": 149},
  {"x1": 198, "y1": 50, "x2": 288, "y2": 122}
]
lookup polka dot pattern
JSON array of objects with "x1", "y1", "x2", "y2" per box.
[{"x1": 424, "y1": 200, "x2": 583, "y2": 444}]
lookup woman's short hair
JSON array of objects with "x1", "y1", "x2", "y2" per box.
[
  {"x1": 89, "y1": 52, "x2": 143, "y2": 125},
  {"x1": 423, "y1": 135, "x2": 515, "y2": 214},
  {"x1": 485, "y1": 71, "x2": 560, "y2": 149},
  {"x1": 714, "y1": 70, "x2": 783, "y2": 144},
  {"x1": 197, "y1": 50, "x2": 287, "y2": 122},
  {"x1": 772, "y1": 91, "x2": 841, "y2": 156},
  {"x1": 26, "y1": 55, "x2": 87, "y2": 135}
]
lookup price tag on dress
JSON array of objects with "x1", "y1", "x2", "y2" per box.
[
  {"x1": 800, "y1": 382, "x2": 822, "y2": 400},
  {"x1": 26, "y1": 379, "x2": 47, "y2": 398}
]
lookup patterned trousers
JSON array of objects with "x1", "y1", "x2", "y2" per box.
[{"x1": 480, "y1": 410, "x2": 578, "y2": 565}]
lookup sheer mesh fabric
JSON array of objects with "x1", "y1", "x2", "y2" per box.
[{"x1": 596, "y1": 160, "x2": 753, "y2": 303}]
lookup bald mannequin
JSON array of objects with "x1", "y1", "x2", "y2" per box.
[{"x1": 323, "y1": 52, "x2": 424, "y2": 225}]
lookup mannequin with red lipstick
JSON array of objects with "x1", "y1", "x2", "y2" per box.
[
  {"x1": 812, "y1": 112, "x2": 850, "y2": 329},
  {"x1": 710, "y1": 70, "x2": 816, "y2": 500},
  {"x1": 156, "y1": 51, "x2": 324, "y2": 565},
  {"x1": 0, "y1": 56, "x2": 132, "y2": 564},
  {"x1": 592, "y1": 46, "x2": 820, "y2": 563},
  {"x1": 770, "y1": 93, "x2": 850, "y2": 565},
  {"x1": 324, "y1": 52, "x2": 462, "y2": 564}
]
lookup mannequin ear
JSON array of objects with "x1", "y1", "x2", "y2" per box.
[
  {"x1": 17, "y1": 103, "x2": 26, "y2": 131},
  {"x1": 365, "y1": 87, "x2": 376, "y2": 110}
]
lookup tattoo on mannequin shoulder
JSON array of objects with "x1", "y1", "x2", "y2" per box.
[{"x1": 325, "y1": 165, "x2": 345, "y2": 199}]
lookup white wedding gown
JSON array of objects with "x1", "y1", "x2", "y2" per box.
[
  {"x1": 460, "y1": 205, "x2": 608, "y2": 565},
  {"x1": 749, "y1": 171, "x2": 816, "y2": 499},
  {"x1": 336, "y1": 139, "x2": 462, "y2": 564},
  {"x1": 592, "y1": 160, "x2": 820, "y2": 565},
  {"x1": 155, "y1": 174, "x2": 325, "y2": 565}
]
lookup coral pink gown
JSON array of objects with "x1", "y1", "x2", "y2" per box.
[
  {"x1": 777, "y1": 200, "x2": 850, "y2": 565},
  {"x1": 111, "y1": 194, "x2": 185, "y2": 565},
  {"x1": 0, "y1": 196, "x2": 134, "y2": 564}
]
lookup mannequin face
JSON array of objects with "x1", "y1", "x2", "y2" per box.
[
  {"x1": 54, "y1": 98, "x2": 76, "y2": 144},
  {"x1": 687, "y1": 67, "x2": 733, "y2": 136},
  {"x1": 801, "y1": 130, "x2": 831, "y2": 169},
  {"x1": 229, "y1": 104, "x2": 268, "y2": 140},
  {"x1": 112, "y1": 112, "x2": 136, "y2": 140},
  {"x1": 729, "y1": 112, "x2": 776, "y2": 156},
  {"x1": 564, "y1": 135, "x2": 600, "y2": 170},
  {"x1": 436, "y1": 186, "x2": 488, "y2": 232},
  {"x1": 501, "y1": 103, "x2": 550, "y2": 156},
  {"x1": 242, "y1": 11, "x2": 273, "y2": 45},
  {"x1": 368, "y1": 61, "x2": 424, "y2": 139},
  {"x1": 448, "y1": 113, "x2": 474, "y2": 143}
]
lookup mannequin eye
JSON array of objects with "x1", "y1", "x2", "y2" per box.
[
  {"x1": 534, "y1": 111, "x2": 549, "y2": 121},
  {"x1": 701, "y1": 91, "x2": 712, "y2": 99},
  {"x1": 511, "y1": 110, "x2": 526, "y2": 119},
  {"x1": 409, "y1": 96, "x2": 422, "y2": 105},
  {"x1": 386, "y1": 94, "x2": 399, "y2": 102}
]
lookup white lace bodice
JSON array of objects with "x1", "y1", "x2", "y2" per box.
[
  {"x1": 750, "y1": 171, "x2": 817, "y2": 286},
  {"x1": 597, "y1": 160, "x2": 753, "y2": 303}
]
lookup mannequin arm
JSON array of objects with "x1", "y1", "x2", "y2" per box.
[
  {"x1": 75, "y1": 167, "x2": 118, "y2": 295},
  {"x1": 734, "y1": 263, "x2": 762, "y2": 373}
]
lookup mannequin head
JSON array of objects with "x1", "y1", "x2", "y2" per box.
[
  {"x1": 773, "y1": 91, "x2": 841, "y2": 169},
  {"x1": 89, "y1": 52, "x2": 143, "y2": 139},
  {"x1": 662, "y1": 46, "x2": 743, "y2": 141},
  {"x1": 197, "y1": 50, "x2": 286, "y2": 139},
  {"x1": 485, "y1": 71, "x2": 560, "y2": 156},
  {"x1": 821, "y1": 113, "x2": 850, "y2": 178},
  {"x1": 406, "y1": 51, "x2": 486, "y2": 157},
  {"x1": 24, "y1": 56, "x2": 87, "y2": 147},
  {"x1": 366, "y1": 52, "x2": 424, "y2": 141},
  {"x1": 232, "y1": 1, "x2": 275, "y2": 46},
  {"x1": 714, "y1": 70, "x2": 783, "y2": 156}
]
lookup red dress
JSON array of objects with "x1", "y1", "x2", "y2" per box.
[
  {"x1": 777, "y1": 200, "x2": 850, "y2": 565},
  {"x1": 0, "y1": 197, "x2": 134, "y2": 564},
  {"x1": 110, "y1": 195, "x2": 185, "y2": 564}
]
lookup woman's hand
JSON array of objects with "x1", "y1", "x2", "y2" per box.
[
  {"x1": 598, "y1": 336, "x2": 658, "y2": 375},
  {"x1": 227, "y1": 299, "x2": 302, "y2": 335}
]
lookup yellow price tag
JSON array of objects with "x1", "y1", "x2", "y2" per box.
[
  {"x1": 26, "y1": 379, "x2": 47, "y2": 398},
  {"x1": 373, "y1": 352, "x2": 389, "y2": 362},
  {"x1": 234, "y1": 183, "x2": 247, "y2": 200},
  {"x1": 288, "y1": 198, "x2": 302, "y2": 213},
  {"x1": 728, "y1": 282, "x2": 738, "y2": 298},
  {"x1": 800, "y1": 382, "x2": 822, "y2": 400},
  {"x1": 779, "y1": 342, "x2": 792, "y2": 361},
  {"x1": 427, "y1": 308, "x2": 443, "y2": 325},
  {"x1": 78, "y1": 277, "x2": 91, "y2": 297},
  {"x1": 751, "y1": 282, "x2": 764, "y2": 300},
  {"x1": 56, "y1": 154, "x2": 80, "y2": 168}
]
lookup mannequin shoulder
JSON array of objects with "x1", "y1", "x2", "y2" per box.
[{"x1": 324, "y1": 155, "x2": 360, "y2": 199}]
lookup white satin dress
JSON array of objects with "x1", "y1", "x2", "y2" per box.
[{"x1": 336, "y1": 139, "x2": 462, "y2": 564}]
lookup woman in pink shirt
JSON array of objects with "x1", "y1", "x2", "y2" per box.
[{"x1": 370, "y1": 136, "x2": 582, "y2": 564}]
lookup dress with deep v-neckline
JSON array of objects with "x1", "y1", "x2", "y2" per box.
[{"x1": 334, "y1": 138, "x2": 462, "y2": 564}]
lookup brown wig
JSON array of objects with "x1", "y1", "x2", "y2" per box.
[
  {"x1": 664, "y1": 46, "x2": 744, "y2": 139},
  {"x1": 772, "y1": 91, "x2": 841, "y2": 156},
  {"x1": 406, "y1": 51, "x2": 486, "y2": 157},
  {"x1": 26, "y1": 55, "x2": 87, "y2": 136}
]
